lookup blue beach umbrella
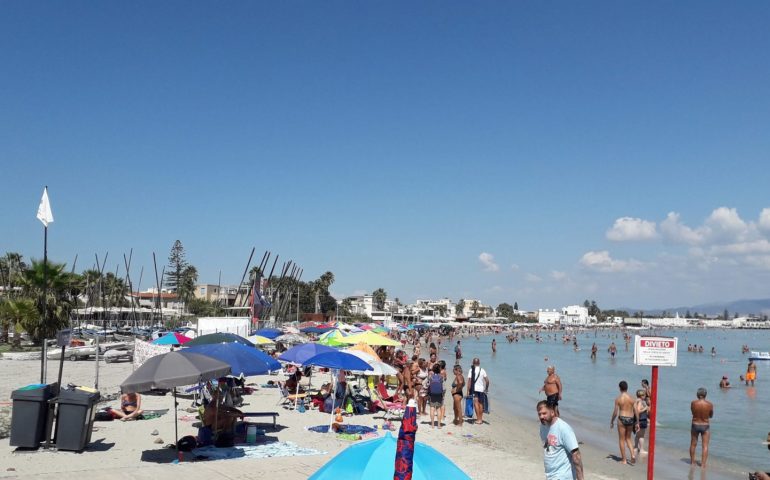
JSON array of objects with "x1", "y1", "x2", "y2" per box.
[
  {"x1": 184, "y1": 343, "x2": 281, "y2": 376},
  {"x1": 184, "y1": 332, "x2": 255, "y2": 348},
  {"x1": 300, "y1": 326, "x2": 335, "y2": 335},
  {"x1": 303, "y1": 351, "x2": 374, "y2": 371},
  {"x1": 278, "y1": 343, "x2": 337, "y2": 365},
  {"x1": 309, "y1": 432, "x2": 471, "y2": 480},
  {"x1": 253, "y1": 328, "x2": 282, "y2": 339}
]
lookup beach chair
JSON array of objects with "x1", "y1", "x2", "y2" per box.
[
  {"x1": 368, "y1": 386, "x2": 404, "y2": 421},
  {"x1": 376, "y1": 381, "x2": 396, "y2": 402},
  {"x1": 276, "y1": 381, "x2": 308, "y2": 409}
]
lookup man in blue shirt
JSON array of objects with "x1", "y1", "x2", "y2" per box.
[{"x1": 538, "y1": 400, "x2": 584, "y2": 480}]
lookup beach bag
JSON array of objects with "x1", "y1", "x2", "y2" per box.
[
  {"x1": 428, "y1": 373, "x2": 443, "y2": 395},
  {"x1": 177, "y1": 435, "x2": 197, "y2": 452},
  {"x1": 465, "y1": 396, "x2": 474, "y2": 418}
]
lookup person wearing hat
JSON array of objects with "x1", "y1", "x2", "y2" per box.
[{"x1": 719, "y1": 376, "x2": 731, "y2": 389}]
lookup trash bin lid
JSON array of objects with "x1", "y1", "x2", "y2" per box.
[
  {"x1": 57, "y1": 388, "x2": 101, "y2": 405},
  {"x1": 11, "y1": 383, "x2": 58, "y2": 401}
]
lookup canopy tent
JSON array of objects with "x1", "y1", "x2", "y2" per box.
[
  {"x1": 308, "y1": 432, "x2": 471, "y2": 480},
  {"x1": 340, "y1": 331, "x2": 401, "y2": 347}
]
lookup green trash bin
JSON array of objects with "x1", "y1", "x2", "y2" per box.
[
  {"x1": 9, "y1": 383, "x2": 59, "y2": 448},
  {"x1": 54, "y1": 387, "x2": 100, "y2": 451}
]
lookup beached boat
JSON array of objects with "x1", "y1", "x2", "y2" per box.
[{"x1": 749, "y1": 351, "x2": 770, "y2": 361}]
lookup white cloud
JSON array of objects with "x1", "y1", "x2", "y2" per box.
[
  {"x1": 759, "y1": 208, "x2": 770, "y2": 233},
  {"x1": 525, "y1": 273, "x2": 542, "y2": 283},
  {"x1": 704, "y1": 207, "x2": 751, "y2": 242},
  {"x1": 579, "y1": 250, "x2": 644, "y2": 273},
  {"x1": 551, "y1": 270, "x2": 567, "y2": 281},
  {"x1": 478, "y1": 252, "x2": 499, "y2": 272},
  {"x1": 710, "y1": 239, "x2": 770, "y2": 256},
  {"x1": 510, "y1": 263, "x2": 520, "y2": 271},
  {"x1": 660, "y1": 212, "x2": 706, "y2": 245},
  {"x1": 606, "y1": 217, "x2": 658, "y2": 242}
]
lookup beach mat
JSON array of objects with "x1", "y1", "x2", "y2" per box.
[
  {"x1": 191, "y1": 441, "x2": 325, "y2": 460},
  {"x1": 307, "y1": 425, "x2": 377, "y2": 434}
]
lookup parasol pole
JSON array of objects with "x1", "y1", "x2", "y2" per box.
[
  {"x1": 328, "y1": 369, "x2": 336, "y2": 433},
  {"x1": 174, "y1": 387, "x2": 182, "y2": 461}
]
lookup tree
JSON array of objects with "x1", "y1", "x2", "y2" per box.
[
  {"x1": 19, "y1": 260, "x2": 75, "y2": 343},
  {"x1": 723, "y1": 309, "x2": 729, "y2": 321},
  {"x1": 0, "y1": 252, "x2": 27, "y2": 296},
  {"x1": 455, "y1": 299, "x2": 465, "y2": 316},
  {"x1": 471, "y1": 300, "x2": 480, "y2": 317},
  {"x1": 0, "y1": 298, "x2": 38, "y2": 347},
  {"x1": 165, "y1": 240, "x2": 188, "y2": 294},
  {"x1": 583, "y1": 299, "x2": 590, "y2": 309},
  {"x1": 588, "y1": 300, "x2": 601, "y2": 318},
  {"x1": 372, "y1": 288, "x2": 387, "y2": 311},
  {"x1": 685, "y1": 310, "x2": 691, "y2": 318},
  {"x1": 177, "y1": 265, "x2": 198, "y2": 306},
  {"x1": 513, "y1": 301, "x2": 519, "y2": 311},
  {"x1": 497, "y1": 302, "x2": 514, "y2": 318},
  {"x1": 187, "y1": 298, "x2": 224, "y2": 317}
]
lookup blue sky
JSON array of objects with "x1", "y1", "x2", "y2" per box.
[{"x1": 2, "y1": 2, "x2": 770, "y2": 310}]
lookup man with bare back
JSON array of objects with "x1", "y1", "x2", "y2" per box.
[
  {"x1": 610, "y1": 380, "x2": 637, "y2": 465},
  {"x1": 690, "y1": 387, "x2": 714, "y2": 468},
  {"x1": 540, "y1": 365, "x2": 563, "y2": 417}
]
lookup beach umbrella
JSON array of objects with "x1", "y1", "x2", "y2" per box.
[
  {"x1": 304, "y1": 351, "x2": 373, "y2": 431},
  {"x1": 247, "y1": 334, "x2": 276, "y2": 346},
  {"x1": 344, "y1": 350, "x2": 397, "y2": 376},
  {"x1": 184, "y1": 332, "x2": 255, "y2": 348},
  {"x1": 317, "y1": 329, "x2": 348, "y2": 346},
  {"x1": 275, "y1": 333, "x2": 310, "y2": 345},
  {"x1": 346, "y1": 343, "x2": 382, "y2": 362},
  {"x1": 120, "y1": 351, "x2": 231, "y2": 459},
  {"x1": 151, "y1": 332, "x2": 192, "y2": 346},
  {"x1": 185, "y1": 343, "x2": 281, "y2": 376},
  {"x1": 283, "y1": 326, "x2": 301, "y2": 334},
  {"x1": 279, "y1": 343, "x2": 337, "y2": 365},
  {"x1": 254, "y1": 327, "x2": 283, "y2": 339},
  {"x1": 340, "y1": 331, "x2": 401, "y2": 347},
  {"x1": 308, "y1": 431, "x2": 471, "y2": 480},
  {"x1": 301, "y1": 326, "x2": 335, "y2": 334}
]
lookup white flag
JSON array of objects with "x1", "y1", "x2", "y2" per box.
[{"x1": 36, "y1": 187, "x2": 54, "y2": 227}]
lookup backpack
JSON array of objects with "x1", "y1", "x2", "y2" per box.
[{"x1": 428, "y1": 373, "x2": 443, "y2": 395}]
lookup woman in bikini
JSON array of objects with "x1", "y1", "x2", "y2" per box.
[
  {"x1": 634, "y1": 389, "x2": 649, "y2": 455},
  {"x1": 111, "y1": 392, "x2": 143, "y2": 421},
  {"x1": 451, "y1": 364, "x2": 465, "y2": 426}
]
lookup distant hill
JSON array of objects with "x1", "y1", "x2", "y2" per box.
[{"x1": 615, "y1": 298, "x2": 770, "y2": 317}]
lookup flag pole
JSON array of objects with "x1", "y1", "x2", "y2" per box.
[{"x1": 40, "y1": 219, "x2": 48, "y2": 384}]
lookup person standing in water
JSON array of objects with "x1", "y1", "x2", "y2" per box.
[
  {"x1": 747, "y1": 359, "x2": 757, "y2": 386},
  {"x1": 610, "y1": 380, "x2": 637, "y2": 465},
  {"x1": 540, "y1": 365, "x2": 563, "y2": 417},
  {"x1": 491, "y1": 338, "x2": 497, "y2": 354},
  {"x1": 608, "y1": 342, "x2": 617, "y2": 358},
  {"x1": 590, "y1": 343, "x2": 597, "y2": 360},
  {"x1": 690, "y1": 387, "x2": 713, "y2": 468}
]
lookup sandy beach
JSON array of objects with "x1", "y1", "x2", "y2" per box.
[{"x1": 0, "y1": 355, "x2": 654, "y2": 480}]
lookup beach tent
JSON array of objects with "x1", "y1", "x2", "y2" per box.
[
  {"x1": 185, "y1": 343, "x2": 281, "y2": 376},
  {"x1": 308, "y1": 431, "x2": 471, "y2": 480},
  {"x1": 340, "y1": 331, "x2": 400, "y2": 347},
  {"x1": 120, "y1": 351, "x2": 231, "y2": 459},
  {"x1": 184, "y1": 332, "x2": 255, "y2": 348}
]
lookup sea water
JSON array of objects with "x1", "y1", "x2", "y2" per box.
[{"x1": 456, "y1": 328, "x2": 770, "y2": 478}]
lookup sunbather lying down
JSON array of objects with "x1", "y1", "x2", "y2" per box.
[{"x1": 110, "y1": 393, "x2": 144, "y2": 421}]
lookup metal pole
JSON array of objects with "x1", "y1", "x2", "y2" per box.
[
  {"x1": 647, "y1": 365, "x2": 659, "y2": 480},
  {"x1": 40, "y1": 225, "x2": 48, "y2": 383}
]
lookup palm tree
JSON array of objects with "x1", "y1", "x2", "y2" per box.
[
  {"x1": 372, "y1": 288, "x2": 387, "y2": 311},
  {"x1": 455, "y1": 299, "x2": 465, "y2": 316},
  {"x1": 20, "y1": 260, "x2": 75, "y2": 342},
  {"x1": 0, "y1": 298, "x2": 39, "y2": 347}
]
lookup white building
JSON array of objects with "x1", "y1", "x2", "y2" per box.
[
  {"x1": 538, "y1": 309, "x2": 561, "y2": 325},
  {"x1": 561, "y1": 305, "x2": 590, "y2": 325}
]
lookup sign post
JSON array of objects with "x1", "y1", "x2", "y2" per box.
[{"x1": 634, "y1": 335, "x2": 678, "y2": 480}]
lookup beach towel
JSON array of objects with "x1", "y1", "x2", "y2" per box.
[
  {"x1": 307, "y1": 424, "x2": 377, "y2": 435},
  {"x1": 191, "y1": 441, "x2": 325, "y2": 460},
  {"x1": 464, "y1": 396, "x2": 474, "y2": 418}
]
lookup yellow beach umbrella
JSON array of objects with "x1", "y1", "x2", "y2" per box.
[
  {"x1": 345, "y1": 342, "x2": 382, "y2": 362},
  {"x1": 340, "y1": 330, "x2": 400, "y2": 347},
  {"x1": 247, "y1": 335, "x2": 275, "y2": 346}
]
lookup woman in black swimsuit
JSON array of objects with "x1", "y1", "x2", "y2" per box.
[
  {"x1": 451, "y1": 364, "x2": 465, "y2": 426},
  {"x1": 111, "y1": 392, "x2": 143, "y2": 421}
]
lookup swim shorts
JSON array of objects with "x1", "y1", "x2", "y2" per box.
[
  {"x1": 746, "y1": 372, "x2": 756, "y2": 381},
  {"x1": 546, "y1": 393, "x2": 559, "y2": 407}
]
